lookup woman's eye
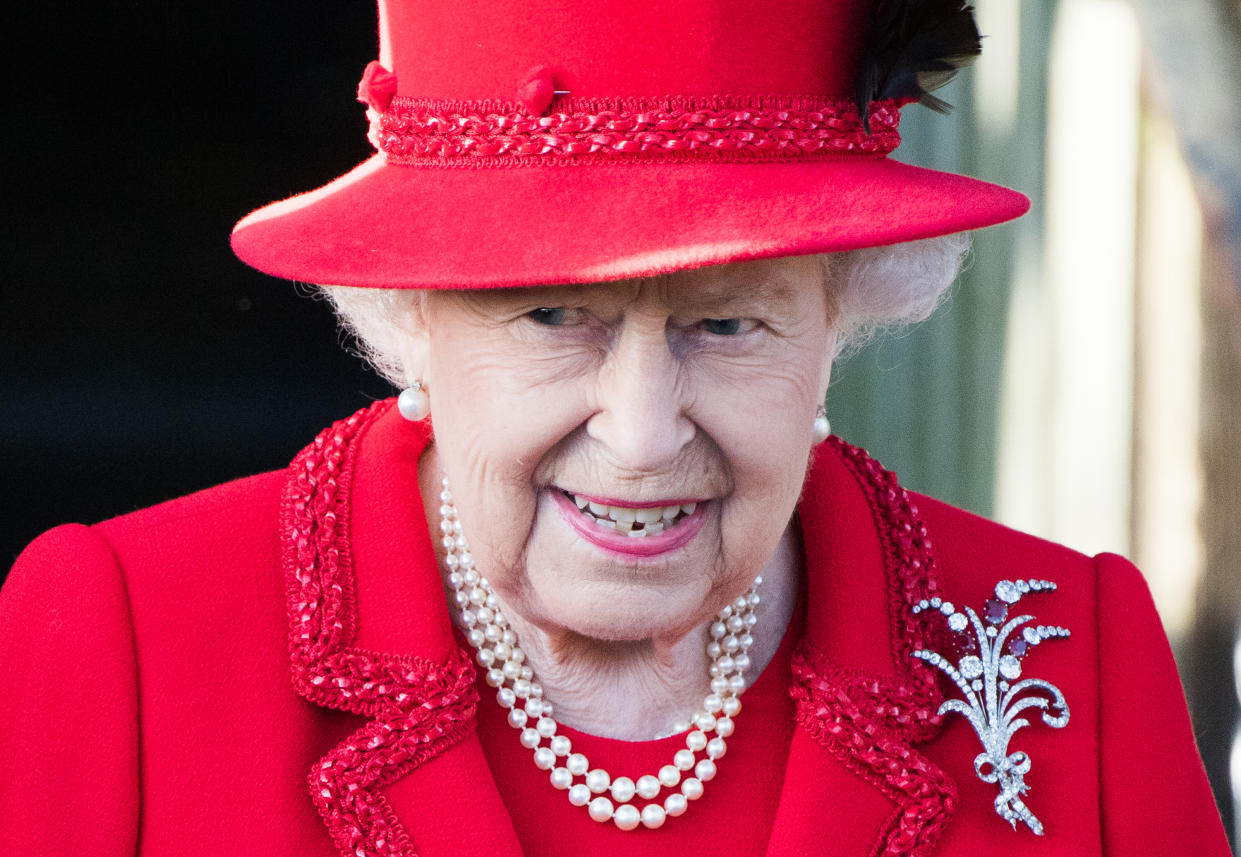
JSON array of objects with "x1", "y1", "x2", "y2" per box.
[
  {"x1": 696, "y1": 317, "x2": 758, "y2": 336},
  {"x1": 527, "y1": 307, "x2": 569, "y2": 326}
]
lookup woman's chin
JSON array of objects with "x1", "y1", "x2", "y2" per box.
[{"x1": 525, "y1": 568, "x2": 714, "y2": 644}]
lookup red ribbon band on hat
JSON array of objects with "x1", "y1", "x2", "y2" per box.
[{"x1": 370, "y1": 94, "x2": 903, "y2": 164}]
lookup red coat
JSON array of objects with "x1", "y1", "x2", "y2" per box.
[{"x1": 1, "y1": 401, "x2": 1228, "y2": 856}]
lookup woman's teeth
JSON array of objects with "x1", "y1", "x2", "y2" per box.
[{"x1": 567, "y1": 493, "x2": 697, "y2": 537}]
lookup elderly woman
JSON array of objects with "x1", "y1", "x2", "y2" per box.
[{"x1": 0, "y1": 0, "x2": 1230, "y2": 855}]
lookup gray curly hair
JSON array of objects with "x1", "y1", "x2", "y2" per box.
[{"x1": 317, "y1": 234, "x2": 970, "y2": 387}]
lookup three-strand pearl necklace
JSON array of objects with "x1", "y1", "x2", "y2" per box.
[{"x1": 438, "y1": 479, "x2": 760, "y2": 831}]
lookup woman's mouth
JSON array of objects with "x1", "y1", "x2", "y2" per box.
[
  {"x1": 561, "y1": 491, "x2": 697, "y2": 537},
  {"x1": 552, "y1": 489, "x2": 707, "y2": 557}
]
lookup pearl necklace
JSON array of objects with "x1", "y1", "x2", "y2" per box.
[{"x1": 438, "y1": 478, "x2": 760, "y2": 831}]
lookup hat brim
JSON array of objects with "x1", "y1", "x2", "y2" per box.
[{"x1": 231, "y1": 154, "x2": 1028, "y2": 289}]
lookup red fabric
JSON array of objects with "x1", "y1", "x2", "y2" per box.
[
  {"x1": 229, "y1": 0, "x2": 1030, "y2": 289},
  {"x1": 1, "y1": 402, "x2": 1228, "y2": 856},
  {"x1": 231, "y1": 155, "x2": 1027, "y2": 290},
  {"x1": 379, "y1": 0, "x2": 870, "y2": 101}
]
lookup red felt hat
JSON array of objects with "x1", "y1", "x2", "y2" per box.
[{"x1": 230, "y1": 0, "x2": 1029, "y2": 289}]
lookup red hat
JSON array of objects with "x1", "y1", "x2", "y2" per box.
[{"x1": 230, "y1": 0, "x2": 1028, "y2": 289}]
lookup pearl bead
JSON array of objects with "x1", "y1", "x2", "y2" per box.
[
  {"x1": 567, "y1": 753, "x2": 589, "y2": 776},
  {"x1": 641, "y1": 804, "x2": 667, "y2": 829},
  {"x1": 396, "y1": 385, "x2": 429, "y2": 421},
  {"x1": 658, "y1": 764, "x2": 681, "y2": 787},
  {"x1": 585, "y1": 769, "x2": 611, "y2": 794},
  {"x1": 710, "y1": 676, "x2": 729, "y2": 695},
  {"x1": 613, "y1": 804, "x2": 641, "y2": 831},
  {"x1": 722, "y1": 697, "x2": 741, "y2": 716},
  {"x1": 550, "y1": 735, "x2": 572, "y2": 756},
  {"x1": 635, "y1": 775, "x2": 661, "y2": 799},
  {"x1": 686, "y1": 730, "x2": 708, "y2": 752},
  {"x1": 550, "y1": 767, "x2": 573, "y2": 789},
  {"x1": 536, "y1": 717, "x2": 557, "y2": 738},
  {"x1": 588, "y1": 797, "x2": 614, "y2": 823},
  {"x1": 610, "y1": 776, "x2": 636, "y2": 803},
  {"x1": 533, "y1": 747, "x2": 555, "y2": 770},
  {"x1": 664, "y1": 793, "x2": 689, "y2": 817},
  {"x1": 568, "y1": 784, "x2": 591, "y2": 806},
  {"x1": 695, "y1": 759, "x2": 717, "y2": 782},
  {"x1": 681, "y1": 778, "x2": 704, "y2": 800},
  {"x1": 507, "y1": 708, "x2": 527, "y2": 729},
  {"x1": 512, "y1": 678, "x2": 532, "y2": 698},
  {"x1": 520, "y1": 728, "x2": 540, "y2": 749},
  {"x1": 715, "y1": 716, "x2": 735, "y2": 738},
  {"x1": 496, "y1": 688, "x2": 516, "y2": 708},
  {"x1": 674, "y1": 749, "x2": 696, "y2": 771},
  {"x1": 706, "y1": 737, "x2": 727, "y2": 759},
  {"x1": 484, "y1": 667, "x2": 504, "y2": 686}
]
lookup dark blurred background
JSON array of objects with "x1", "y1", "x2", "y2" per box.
[{"x1": 3, "y1": 1, "x2": 390, "y2": 565}]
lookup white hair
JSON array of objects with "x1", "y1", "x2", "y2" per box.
[{"x1": 318, "y1": 233, "x2": 970, "y2": 387}]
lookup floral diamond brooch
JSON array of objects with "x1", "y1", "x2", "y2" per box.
[{"x1": 912, "y1": 579, "x2": 1071, "y2": 835}]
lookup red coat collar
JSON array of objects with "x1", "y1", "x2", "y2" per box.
[{"x1": 282, "y1": 402, "x2": 955, "y2": 856}]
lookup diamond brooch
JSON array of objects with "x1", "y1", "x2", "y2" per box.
[{"x1": 912, "y1": 579, "x2": 1070, "y2": 835}]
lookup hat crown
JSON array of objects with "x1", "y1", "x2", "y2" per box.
[{"x1": 379, "y1": 0, "x2": 872, "y2": 101}]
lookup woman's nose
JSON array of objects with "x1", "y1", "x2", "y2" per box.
[{"x1": 585, "y1": 327, "x2": 695, "y2": 473}]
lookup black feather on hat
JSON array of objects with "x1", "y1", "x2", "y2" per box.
[{"x1": 855, "y1": 0, "x2": 983, "y2": 132}]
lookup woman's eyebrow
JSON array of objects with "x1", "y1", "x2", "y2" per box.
[{"x1": 680, "y1": 279, "x2": 798, "y2": 315}]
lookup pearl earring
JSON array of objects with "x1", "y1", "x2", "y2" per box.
[
  {"x1": 812, "y1": 405, "x2": 830, "y2": 443},
  {"x1": 397, "y1": 380, "x2": 430, "y2": 421}
]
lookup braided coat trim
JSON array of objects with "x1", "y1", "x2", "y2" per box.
[
  {"x1": 788, "y1": 439, "x2": 954, "y2": 856},
  {"x1": 282, "y1": 402, "x2": 477, "y2": 857},
  {"x1": 829, "y1": 438, "x2": 947, "y2": 740},
  {"x1": 372, "y1": 95, "x2": 903, "y2": 164}
]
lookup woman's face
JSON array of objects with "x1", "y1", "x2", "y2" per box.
[{"x1": 418, "y1": 255, "x2": 836, "y2": 644}]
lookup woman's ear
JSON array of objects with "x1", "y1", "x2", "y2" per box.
[
  {"x1": 396, "y1": 293, "x2": 432, "y2": 388},
  {"x1": 817, "y1": 331, "x2": 839, "y2": 399}
]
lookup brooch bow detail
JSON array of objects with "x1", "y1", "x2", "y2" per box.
[{"x1": 912, "y1": 579, "x2": 1070, "y2": 835}]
